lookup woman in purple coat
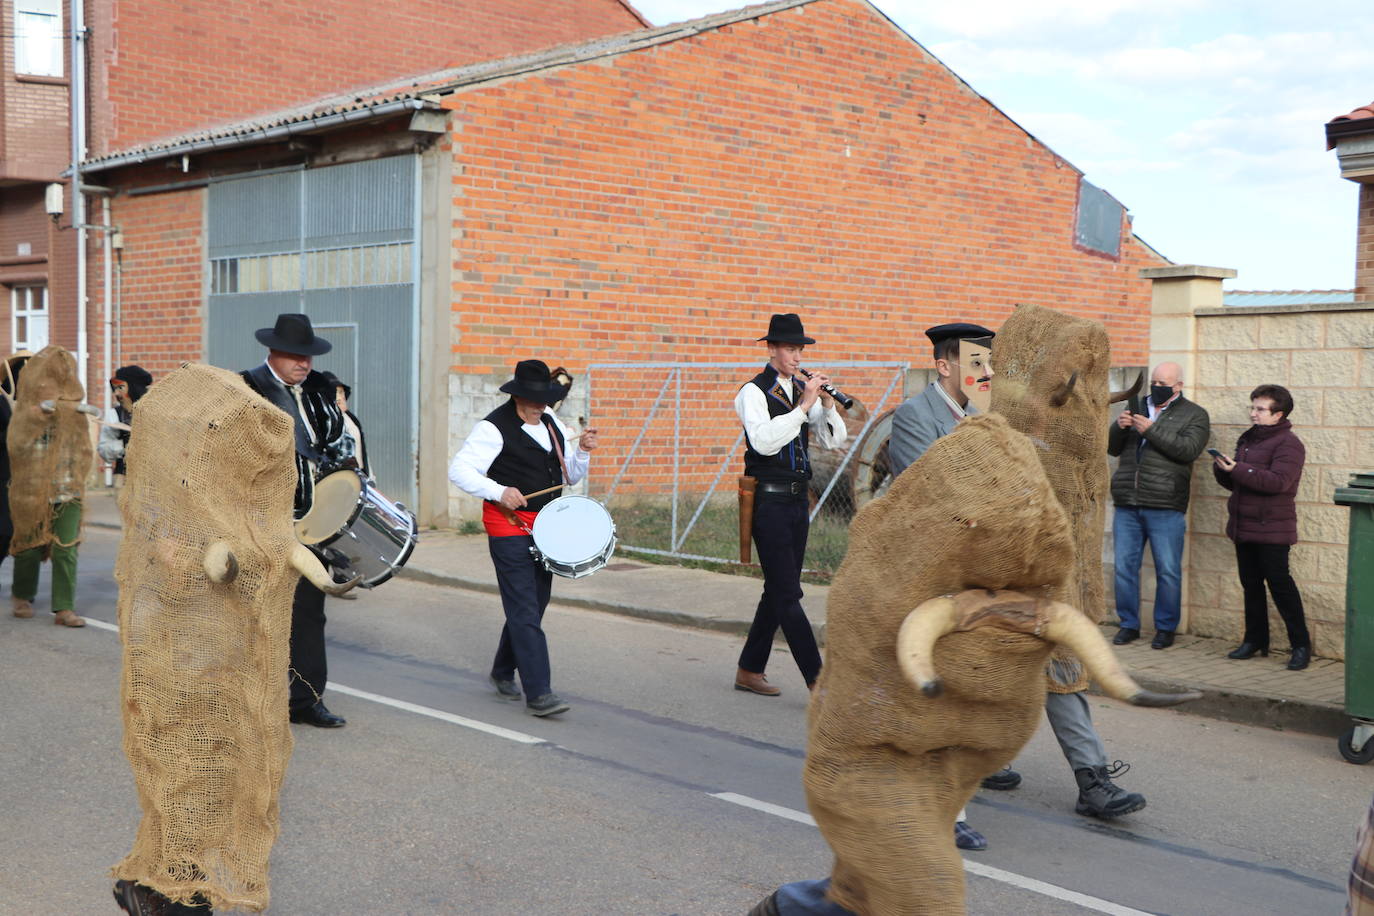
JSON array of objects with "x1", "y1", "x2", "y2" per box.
[{"x1": 1212, "y1": 384, "x2": 1311, "y2": 670}]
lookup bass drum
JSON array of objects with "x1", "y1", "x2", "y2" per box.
[
  {"x1": 295, "y1": 470, "x2": 418, "y2": 588},
  {"x1": 529, "y1": 495, "x2": 616, "y2": 579}
]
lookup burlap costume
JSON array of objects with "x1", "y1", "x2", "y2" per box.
[
  {"x1": 805, "y1": 414, "x2": 1075, "y2": 916},
  {"x1": 6, "y1": 345, "x2": 91, "y2": 555},
  {"x1": 112, "y1": 364, "x2": 302, "y2": 912},
  {"x1": 989, "y1": 304, "x2": 1114, "y2": 693}
]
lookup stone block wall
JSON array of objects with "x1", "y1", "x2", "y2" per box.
[{"x1": 1184, "y1": 303, "x2": 1374, "y2": 659}]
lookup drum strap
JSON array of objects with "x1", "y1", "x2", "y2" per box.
[
  {"x1": 542, "y1": 415, "x2": 572, "y2": 485},
  {"x1": 495, "y1": 503, "x2": 536, "y2": 536}
]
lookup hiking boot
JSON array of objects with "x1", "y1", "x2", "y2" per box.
[
  {"x1": 1074, "y1": 761, "x2": 1145, "y2": 819},
  {"x1": 734, "y1": 668, "x2": 781, "y2": 696},
  {"x1": 489, "y1": 675, "x2": 522, "y2": 702},
  {"x1": 526, "y1": 693, "x2": 570, "y2": 717},
  {"x1": 12, "y1": 596, "x2": 33, "y2": 618},
  {"x1": 53, "y1": 609, "x2": 85, "y2": 627}
]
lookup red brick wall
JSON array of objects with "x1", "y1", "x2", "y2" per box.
[
  {"x1": 0, "y1": 0, "x2": 71, "y2": 181},
  {"x1": 88, "y1": 0, "x2": 646, "y2": 155},
  {"x1": 95, "y1": 186, "x2": 204, "y2": 381},
  {"x1": 1359, "y1": 183, "x2": 1373, "y2": 305},
  {"x1": 443, "y1": 0, "x2": 1165, "y2": 380}
]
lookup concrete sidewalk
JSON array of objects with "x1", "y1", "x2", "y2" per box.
[{"x1": 82, "y1": 489, "x2": 1351, "y2": 739}]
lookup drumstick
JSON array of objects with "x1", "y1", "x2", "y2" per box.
[{"x1": 520, "y1": 484, "x2": 565, "y2": 500}]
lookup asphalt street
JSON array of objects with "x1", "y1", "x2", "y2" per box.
[{"x1": 0, "y1": 525, "x2": 1363, "y2": 915}]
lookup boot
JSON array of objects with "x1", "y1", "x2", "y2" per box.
[
  {"x1": 734, "y1": 668, "x2": 781, "y2": 696},
  {"x1": 53, "y1": 609, "x2": 86, "y2": 627},
  {"x1": 746, "y1": 891, "x2": 781, "y2": 916},
  {"x1": 12, "y1": 596, "x2": 33, "y2": 618},
  {"x1": 1074, "y1": 761, "x2": 1145, "y2": 819}
]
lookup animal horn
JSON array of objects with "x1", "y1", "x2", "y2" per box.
[
  {"x1": 1048, "y1": 371, "x2": 1079, "y2": 407},
  {"x1": 1041, "y1": 602, "x2": 1201, "y2": 707},
  {"x1": 203, "y1": 541, "x2": 239, "y2": 584},
  {"x1": 289, "y1": 543, "x2": 362, "y2": 596},
  {"x1": 1108, "y1": 371, "x2": 1144, "y2": 404},
  {"x1": 895, "y1": 596, "x2": 960, "y2": 697}
]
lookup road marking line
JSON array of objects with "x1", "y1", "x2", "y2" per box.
[
  {"x1": 709, "y1": 792, "x2": 1153, "y2": 916},
  {"x1": 85, "y1": 619, "x2": 545, "y2": 746},
  {"x1": 328, "y1": 683, "x2": 547, "y2": 745}
]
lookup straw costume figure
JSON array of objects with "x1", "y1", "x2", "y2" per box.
[
  {"x1": 111, "y1": 364, "x2": 354, "y2": 915},
  {"x1": 7, "y1": 345, "x2": 92, "y2": 626},
  {"x1": 754, "y1": 414, "x2": 1195, "y2": 916}
]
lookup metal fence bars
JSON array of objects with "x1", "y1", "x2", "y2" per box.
[{"x1": 585, "y1": 361, "x2": 908, "y2": 576}]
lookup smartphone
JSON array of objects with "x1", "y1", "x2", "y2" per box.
[{"x1": 1206, "y1": 448, "x2": 1224, "y2": 459}]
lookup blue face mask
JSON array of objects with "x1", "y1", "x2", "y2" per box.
[{"x1": 1150, "y1": 384, "x2": 1173, "y2": 407}]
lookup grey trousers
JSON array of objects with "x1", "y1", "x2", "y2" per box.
[{"x1": 1045, "y1": 690, "x2": 1108, "y2": 772}]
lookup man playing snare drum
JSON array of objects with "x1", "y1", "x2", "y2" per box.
[
  {"x1": 448, "y1": 359, "x2": 598, "y2": 717},
  {"x1": 241, "y1": 313, "x2": 353, "y2": 729}
]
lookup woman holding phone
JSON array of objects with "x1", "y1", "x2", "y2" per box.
[{"x1": 1211, "y1": 384, "x2": 1311, "y2": 670}]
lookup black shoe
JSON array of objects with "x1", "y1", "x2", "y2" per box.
[
  {"x1": 980, "y1": 767, "x2": 1022, "y2": 791},
  {"x1": 1112, "y1": 627, "x2": 1140, "y2": 645},
  {"x1": 1150, "y1": 630, "x2": 1175, "y2": 650},
  {"x1": 114, "y1": 880, "x2": 213, "y2": 915},
  {"x1": 289, "y1": 701, "x2": 346, "y2": 728},
  {"x1": 1227, "y1": 642, "x2": 1268, "y2": 659},
  {"x1": 525, "y1": 693, "x2": 570, "y2": 717},
  {"x1": 1074, "y1": 761, "x2": 1145, "y2": 819},
  {"x1": 954, "y1": 821, "x2": 987, "y2": 850},
  {"x1": 489, "y1": 675, "x2": 522, "y2": 702},
  {"x1": 746, "y1": 891, "x2": 782, "y2": 916},
  {"x1": 1287, "y1": 646, "x2": 1311, "y2": 671}
]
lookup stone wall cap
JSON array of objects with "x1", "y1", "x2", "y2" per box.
[
  {"x1": 1140, "y1": 265, "x2": 1238, "y2": 280},
  {"x1": 1196, "y1": 301, "x2": 1374, "y2": 317}
]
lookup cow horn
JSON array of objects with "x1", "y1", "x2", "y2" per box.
[
  {"x1": 1108, "y1": 371, "x2": 1144, "y2": 404},
  {"x1": 895, "y1": 596, "x2": 960, "y2": 697},
  {"x1": 203, "y1": 541, "x2": 239, "y2": 584},
  {"x1": 1041, "y1": 602, "x2": 1201, "y2": 706},
  {"x1": 1048, "y1": 371, "x2": 1079, "y2": 407},
  {"x1": 289, "y1": 543, "x2": 362, "y2": 596}
]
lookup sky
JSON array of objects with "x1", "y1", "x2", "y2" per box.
[{"x1": 629, "y1": 0, "x2": 1373, "y2": 291}]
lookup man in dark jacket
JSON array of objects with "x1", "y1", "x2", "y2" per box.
[
  {"x1": 241, "y1": 314, "x2": 351, "y2": 728},
  {"x1": 1108, "y1": 361, "x2": 1210, "y2": 649}
]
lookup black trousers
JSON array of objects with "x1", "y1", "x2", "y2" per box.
[
  {"x1": 288, "y1": 576, "x2": 329, "y2": 711},
  {"x1": 738, "y1": 495, "x2": 822, "y2": 685},
  {"x1": 1235, "y1": 542, "x2": 1310, "y2": 651},
  {"x1": 488, "y1": 534, "x2": 555, "y2": 700}
]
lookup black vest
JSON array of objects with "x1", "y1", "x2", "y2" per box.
[
  {"x1": 484, "y1": 399, "x2": 566, "y2": 512},
  {"x1": 742, "y1": 366, "x2": 811, "y2": 483}
]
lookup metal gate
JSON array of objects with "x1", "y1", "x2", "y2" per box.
[
  {"x1": 585, "y1": 361, "x2": 908, "y2": 576},
  {"x1": 204, "y1": 157, "x2": 419, "y2": 504}
]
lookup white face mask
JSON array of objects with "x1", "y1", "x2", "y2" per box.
[{"x1": 957, "y1": 339, "x2": 993, "y2": 413}]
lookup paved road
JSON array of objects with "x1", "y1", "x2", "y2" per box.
[{"x1": 0, "y1": 526, "x2": 1360, "y2": 914}]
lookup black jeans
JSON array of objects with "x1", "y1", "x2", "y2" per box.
[
  {"x1": 288, "y1": 576, "x2": 329, "y2": 711},
  {"x1": 1235, "y1": 542, "x2": 1310, "y2": 650},
  {"x1": 489, "y1": 534, "x2": 554, "y2": 700},
  {"x1": 738, "y1": 495, "x2": 822, "y2": 685}
]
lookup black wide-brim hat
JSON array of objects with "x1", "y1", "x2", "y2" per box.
[
  {"x1": 255, "y1": 313, "x2": 332, "y2": 356},
  {"x1": 757, "y1": 313, "x2": 815, "y2": 346},
  {"x1": 500, "y1": 359, "x2": 570, "y2": 405}
]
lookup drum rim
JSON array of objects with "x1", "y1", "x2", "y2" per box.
[{"x1": 295, "y1": 469, "x2": 368, "y2": 546}]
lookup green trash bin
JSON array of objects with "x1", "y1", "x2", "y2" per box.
[{"x1": 1336, "y1": 472, "x2": 1374, "y2": 764}]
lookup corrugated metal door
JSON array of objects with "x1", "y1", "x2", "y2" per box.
[{"x1": 205, "y1": 157, "x2": 418, "y2": 504}]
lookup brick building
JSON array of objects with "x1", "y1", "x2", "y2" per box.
[
  {"x1": 71, "y1": 0, "x2": 1166, "y2": 522},
  {"x1": 0, "y1": 0, "x2": 646, "y2": 400}
]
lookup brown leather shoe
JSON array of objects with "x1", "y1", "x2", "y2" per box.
[
  {"x1": 53, "y1": 609, "x2": 85, "y2": 627},
  {"x1": 734, "y1": 668, "x2": 781, "y2": 696},
  {"x1": 12, "y1": 597, "x2": 33, "y2": 618}
]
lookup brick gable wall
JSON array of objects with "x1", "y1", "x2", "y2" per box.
[
  {"x1": 87, "y1": 0, "x2": 646, "y2": 155},
  {"x1": 443, "y1": 0, "x2": 1163, "y2": 376}
]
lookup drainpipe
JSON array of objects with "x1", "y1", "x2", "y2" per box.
[
  {"x1": 102, "y1": 195, "x2": 113, "y2": 485},
  {"x1": 71, "y1": 0, "x2": 88, "y2": 392}
]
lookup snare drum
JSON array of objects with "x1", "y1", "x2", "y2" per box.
[
  {"x1": 295, "y1": 470, "x2": 418, "y2": 588},
  {"x1": 529, "y1": 495, "x2": 616, "y2": 579}
]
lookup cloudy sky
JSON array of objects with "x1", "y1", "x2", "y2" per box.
[{"x1": 630, "y1": 0, "x2": 1372, "y2": 291}]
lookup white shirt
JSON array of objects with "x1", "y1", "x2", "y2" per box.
[
  {"x1": 734, "y1": 374, "x2": 847, "y2": 455},
  {"x1": 448, "y1": 408, "x2": 590, "y2": 502}
]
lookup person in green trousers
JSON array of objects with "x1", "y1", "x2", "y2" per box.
[{"x1": 11, "y1": 498, "x2": 84, "y2": 627}]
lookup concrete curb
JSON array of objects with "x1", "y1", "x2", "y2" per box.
[{"x1": 401, "y1": 563, "x2": 1346, "y2": 740}]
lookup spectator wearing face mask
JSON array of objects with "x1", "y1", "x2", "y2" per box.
[{"x1": 1107, "y1": 361, "x2": 1211, "y2": 651}]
